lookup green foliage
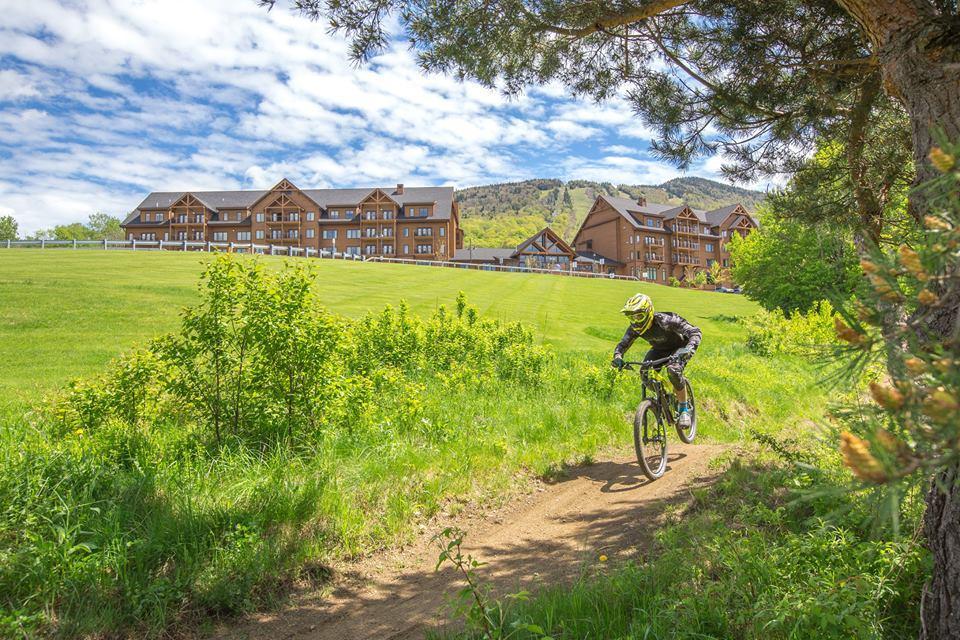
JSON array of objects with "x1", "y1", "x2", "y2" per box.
[
  {"x1": 745, "y1": 300, "x2": 840, "y2": 357},
  {"x1": 831, "y1": 137, "x2": 960, "y2": 487},
  {"x1": 729, "y1": 207, "x2": 861, "y2": 314},
  {"x1": 0, "y1": 215, "x2": 17, "y2": 241}
]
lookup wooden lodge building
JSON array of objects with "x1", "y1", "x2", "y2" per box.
[
  {"x1": 451, "y1": 227, "x2": 577, "y2": 271},
  {"x1": 572, "y1": 194, "x2": 757, "y2": 282},
  {"x1": 121, "y1": 179, "x2": 463, "y2": 260}
]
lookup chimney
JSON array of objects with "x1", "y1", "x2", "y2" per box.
[
  {"x1": 396, "y1": 183, "x2": 405, "y2": 195},
  {"x1": 637, "y1": 191, "x2": 647, "y2": 207}
]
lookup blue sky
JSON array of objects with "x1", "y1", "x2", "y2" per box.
[{"x1": 0, "y1": 0, "x2": 734, "y2": 234}]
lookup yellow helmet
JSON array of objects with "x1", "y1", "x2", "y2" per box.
[{"x1": 621, "y1": 293, "x2": 654, "y2": 333}]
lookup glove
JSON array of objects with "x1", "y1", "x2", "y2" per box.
[
  {"x1": 611, "y1": 356, "x2": 624, "y2": 369},
  {"x1": 674, "y1": 346, "x2": 694, "y2": 360}
]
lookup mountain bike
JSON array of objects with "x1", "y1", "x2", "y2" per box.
[{"x1": 620, "y1": 355, "x2": 697, "y2": 481}]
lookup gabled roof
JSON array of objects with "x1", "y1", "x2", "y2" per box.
[
  {"x1": 513, "y1": 227, "x2": 575, "y2": 257},
  {"x1": 598, "y1": 195, "x2": 702, "y2": 226},
  {"x1": 131, "y1": 186, "x2": 456, "y2": 220}
]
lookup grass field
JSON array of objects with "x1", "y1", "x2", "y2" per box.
[
  {"x1": 0, "y1": 249, "x2": 757, "y2": 410},
  {"x1": 2, "y1": 249, "x2": 915, "y2": 639}
]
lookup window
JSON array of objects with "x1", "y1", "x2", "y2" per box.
[
  {"x1": 365, "y1": 210, "x2": 376, "y2": 220},
  {"x1": 416, "y1": 244, "x2": 432, "y2": 254},
  {"x1": 365, "y1": 228, "x2": 377, "y2": 238},
  {"x1": 194, "y1": 215, "x2": 203, "y2": 223},
  {"x1": 364, "y1": 244, "x2": 377, "y2": 255},
  {"x1": 271, "y1": 230, "x2": 282, "y2": 240},
  {"x1": 419, "y1": 207, "x2": 429, "y2": 217},
  {"x1": 644, "y1": 267, "x2": 657, "y2": 280},
  {"x1": 176, "y1": 231, "x2": 186, "y2": 240},
  {"x1": 177, "y1": 215, "x2": 187, "y2": 223},
  {"x1": 306, "y1": 229, "x2": 315, "y2": 239},
  {"x1": 347, "y1": 229, "x2": 361, "y2": 239},
  {"x1": 290, "y1": 212, "x2": 300, "y2": 222},
  {"x1": 403, "y1": 227, "x2": 409, "y2": 237},
  {"x1": 380, "y1": 227, "x2": 392, "y2": 237},
  {"x1": 212, "y1": 232, "x2": 227, "y2": 242},
  {"x1": 139, "y1": 233, "x2": 156, "y2": 241},
  {"x1": 307, "y1": 211, "x2": 315, "y2": 221},
  {"x1": 439, "y1": 227, "x2": 445, "y2": 237},
  {"x1": 163, "y1": 232, "x2": 168, "y2": 241},
  {"x1": 382, "y1": 209, "x2": 393, "y2": 219},
  {"x1": 329, "y1": 209, "x2": 340, "y2": 219},
  {"x1": 346, "y1": 246, "x2": 360, "y2": 255},
  {"x1": 288, "y1": 229, "x2": 299, "y2": 239},
  {"x1": 256, "y1": 230, "x2": 264, "y2": 239},
  {"x1": 723, "y1": 258, "x2": 730, "y2": 267},
  {"x1": 155, "y1": 213, "x2": 164, "y2": 222},
  {"x1": 383, "y1": 244, "x2": 393, "y2": 254},
  {"x1": 407, "y1": 207, "x2": 416, "y2": 216},
  {"x1": 323, "y1": 229, "x2": 338, "y2": 240},
  {"x1": 237, "y1": 231, "x2": 251, "y2": 241},
  {"x1": 256, "y1": 213, "x2": 264, "y2": 222},
  {"x1": 415, "y1": 227, "x2": 432, "y2": 237},
  {"x1": 403, "y1": 244, "x2": 409, "y2": 254},
  {"x1": 705, "y1": 243, "x2": 714, "y2": 252}
]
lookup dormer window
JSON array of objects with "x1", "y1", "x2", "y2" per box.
[{"x1": 329, "y1": 209, "x2": 340, "y2": 219}]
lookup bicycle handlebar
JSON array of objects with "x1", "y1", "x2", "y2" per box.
[{"x1": 619, "y1": 355, "x2": 676, "y2": 371}]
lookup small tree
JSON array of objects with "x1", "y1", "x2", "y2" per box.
[
  {"x1": 708, "y1": 261, "x2": 723, "y2": 285},
  {"x1": 0, "y1": 215, "x2": 17, "y2": 241}
]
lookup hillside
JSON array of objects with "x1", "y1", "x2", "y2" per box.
[{"x1": 456, "y1": 177, "x2": 767, "y2": 248}]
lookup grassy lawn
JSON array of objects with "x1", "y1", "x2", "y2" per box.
[
  {"x1": 1, "y1": 249, "x2": 867, "y2": 638},
  {"x1": 0, "y1": 249, "x2": 756, "y2": 409}
]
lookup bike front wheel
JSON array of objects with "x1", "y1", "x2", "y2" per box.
[{"x1": 634, "y1": 399, "x2": 668, "y2": 481}]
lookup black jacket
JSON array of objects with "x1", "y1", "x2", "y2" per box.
[{"x1": 614, "y1": 312, "x2": 702, "y2": 358}]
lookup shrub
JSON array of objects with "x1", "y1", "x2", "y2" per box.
[{"x1": 745, "y1": 299, "x2": 839, "y2": 357}]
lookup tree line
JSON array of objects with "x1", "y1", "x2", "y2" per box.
[{"x1": 0, "y1": 213, "x2": 125, "y2": 242}]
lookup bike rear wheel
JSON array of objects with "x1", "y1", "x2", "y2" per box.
[
  {"x1": 634, "y1": 399, "x2": 668, "y2": 481},
  {"x1": 674, "y1": 379, "x2": 697, "y2": 444}
]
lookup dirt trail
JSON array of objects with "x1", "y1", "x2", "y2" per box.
[{"x1": 217, "y1": 443, "x2": 726, "y2": 640}]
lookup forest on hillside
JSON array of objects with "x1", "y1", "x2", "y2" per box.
[{"x1": 455, "y1": 177, "x2": 766, "y2": 248}]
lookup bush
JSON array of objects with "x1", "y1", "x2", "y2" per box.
[{"x1": 745, "y1": 300, "x2": 840, "y2": 357}]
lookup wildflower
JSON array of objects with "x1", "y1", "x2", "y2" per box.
[
  {"x1": 904, "y1": 357, "x2": 927, "y2": 375},
  {"x1": 918, "y1": 289, "x2": 939, "y2": 305},
  {"x1": 74, "y1": 428, "x2": 84, "y2": 437},
  {"x1": 929, "y1": 146, "x2": 956, "y2": 173},
  {"x1": 834, "y1": 317, "x2": 865, "y2": 345},
  {"x1": 840, "y1": 431, "x2": 887, "y2": 483},
  {"x1": 869, "y1": 381, "x2": 904, "y2": 410},
  {"x1": 599, "y1": 555, "x2": 608, "y2": 562}
]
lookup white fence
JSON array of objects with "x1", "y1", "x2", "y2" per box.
[
  {"x1": 1, "y1": 239, "x2": 639, "y2": 281},
  {"x1": 0, "y1": 238, "x2": 364, "y2": 260},
  {"x1": 366, "y1": 256, "x2": 639, "y2": 281}
]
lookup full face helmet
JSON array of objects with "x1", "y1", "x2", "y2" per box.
[{"x1": 621, "y1": 293, "x2": 654, "y2": 333}]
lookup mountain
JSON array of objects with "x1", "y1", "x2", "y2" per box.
[{"x1": 455, "y1": 177, "x2": 767, "y2": 248}]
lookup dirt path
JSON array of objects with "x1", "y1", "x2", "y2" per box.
[{"x1": 217, "y1": 443, "x2": 726, "y2": 640}]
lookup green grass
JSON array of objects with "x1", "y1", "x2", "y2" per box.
[
  {"x1": 0, "y1": 250, "x2": 850, "y2": 637},
  {"x1": 0, "y1": 249, "x2": 757, "y2": 409}
]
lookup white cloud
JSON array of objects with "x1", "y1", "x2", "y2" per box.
[{"x1": 0, "y1": 0, "x2": 690, "y2": 233}]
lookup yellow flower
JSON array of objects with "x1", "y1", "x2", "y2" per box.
[
  {"x1": 599, "y1": 554, "x2": 608, "y2": 563},
  {"x1": 74, "y1": 428, "x2": 84, "y2": 437}
]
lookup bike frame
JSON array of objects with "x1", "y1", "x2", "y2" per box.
[{"x1": 624, "y1": 356, "x2": 678, "y2": 426}]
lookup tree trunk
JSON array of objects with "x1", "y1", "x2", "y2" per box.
[{"x1": 923, "y1": 462, "x2": 960, "y2": 640}]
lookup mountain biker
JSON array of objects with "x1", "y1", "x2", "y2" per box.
[{"x1": 611, "y1": 293, "x2": 702, "y2": 429}]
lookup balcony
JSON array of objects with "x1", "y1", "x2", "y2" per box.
[{"x1": 644, "y1": 254, "x2": 664, "y2": 263}]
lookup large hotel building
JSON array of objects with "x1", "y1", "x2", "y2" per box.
[
  {"x1": 121, "y1": 179, "x2": 463, "y2": 260},
  {"x1": 572, "y1": 194, "x2": 757, "y2": 281}
]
